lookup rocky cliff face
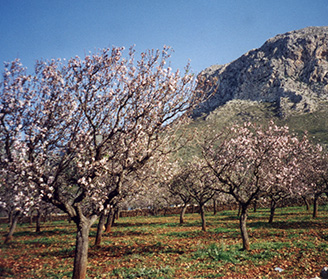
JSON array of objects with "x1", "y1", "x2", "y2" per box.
[{"x1": 193, "y1": 26, "x2": 328, "y2": 118}]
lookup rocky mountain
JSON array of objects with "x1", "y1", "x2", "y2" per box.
[{"x1": 193, "y1": 26, "x2": 328, "y2": 119}]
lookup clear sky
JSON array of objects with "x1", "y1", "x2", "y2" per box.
[{"x1": 1, "y1": 0, "x2": 328, "y2": 75}]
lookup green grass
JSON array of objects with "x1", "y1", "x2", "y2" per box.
[
  {"x1": 193, "y1": 243, "x2": 244, "y2": 264},
  {"x1": 1, "y1": 205, "x2": 328, "y2": 278},
  {"x1": 252, "y1": 241, "x2": 291, "y2": 250},
  {"x1": 193, "y1": 242, "x2": 286, "y2": 265}
]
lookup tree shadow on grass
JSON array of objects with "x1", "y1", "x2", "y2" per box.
[
  {"x1": 7, "y1": 228, "x2": 73, "y2": 238},
  {"x1": 40, "y1": 240, "x2": 186, "y2": 260},
  {"x1": 249, "y1": 220, "x2": 328, "y2": 230},
  {"x1": 114, "y1": 222, "x2": 167, "y2": 229},
  {"x1": 115, "y1": 220, "x2": 206, "y2": 230},
  {"x1": 0, "y1": 265, "x2": 15, "y2": 277},
  {"x1": 39, "y1": 242, "x2": 185, "y2": 261},
  {"x1": 89, "y1": 242, "x2": 185, "y2": 259}
]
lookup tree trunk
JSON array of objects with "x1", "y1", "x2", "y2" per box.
[
  {"x1": 95, "y1": 212, "x2": 106, "y2": 246},
  {"x1": 29, "y1": 212, "x2": 34, "y2": 224},
  {"x1": 302, "y1": 196, "x2": 310, "y2": 211},
  {"x1": 72, "y1": 217, "x2": 95, "y2": 279},
  {"x1": 45, "y1": 208, "x2": 52, "y2": 222},
  {"x1": 4, "y1": 210, "x2": 20, "y2": 244},
  {"x1": 213, "y1": 199, "x2": 217, "y2": 215},
  {"x1": 239, "y1": 205, "x2": 250, "y2": 251},
  {"x1": 200, "y1": 204, "x2": 206, "y2": 232},
  {"x1": 114, "y1": 207, "x2": 120, "y2": 221},
  {"x1": 8, "y1": 210, "x2": 13, "y2": 228},
  {"x1": 253, "y1": 198, "x2": 258, "y2": 213},
  {"x1": 36, "y1": 210, "x2": 41, "y2": 233},
  {"x1": 313, "y1": 194, "x2": 320, "y2": 218},
  {"x1": 111, "y1": 208, "x2": 118, "y2": 227},
  {"x1": 180, "y1": 204, "x2": 188, "y2": 224},
  {"x1": 268, "y1": 199, "x2": 277, "y2": 224},
  {"x1": 105, "y1": 207, "x2": 114, "y2": 233},
  {"x1": 237, "y1": 204, "x2": 241, "y2": 217}
]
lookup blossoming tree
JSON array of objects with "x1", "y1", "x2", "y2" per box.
[
  {"x1": 202, "y1": 122, "x2": 306, "y2": 250},
  {"x1": 295, "y1": 141, "x2": 328, "y2": 218},
  {"x1": 168, "y1": 159, "x2": 217, "y2": 231},
  {"x1": 0, "y1": 170, "x2": 42, "y2": 242},
  {"x1": 264, "y1": 132, "x2": 312, "y2": 223},
  {"x1": 0, "y1": 46, "x2": 203, "y2": 279},
  {"x1": 166, "y1": 168, "x2": 193, "y2": 224}
]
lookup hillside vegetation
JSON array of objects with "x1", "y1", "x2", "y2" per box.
[{"x1": 190, "y1": 99, "x2": 328, "y2": 146}]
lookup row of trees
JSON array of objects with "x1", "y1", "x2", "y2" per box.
[{"x1": 165, "y1": 121, "x2": 328, "y2": 250}]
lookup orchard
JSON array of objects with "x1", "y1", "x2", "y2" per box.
[{"x1": 1, "y1": 47, "x2": 328, "y2": 279}]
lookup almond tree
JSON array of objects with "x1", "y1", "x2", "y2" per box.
[
  {"x1": 168, "y1": 159, "x2": 216, "y2": 231},
  {"x1": 295, "y1": 142, "x2": 328, "y2": 218},
  {"x1": 202, "y1": 122, "x2": 304, "y2": 250},
  {"x1": 0, "y1": 62, "x2": 42, "y2": 242},
  {"x1": 184, "y1": 160, "x2": 217, "y2": 232},
  {"x1": 0, "y1": 171, "x2": 41, "y2": 243},
  {"x1": 168, "y1": 180, "x2": 192, "y2": 224},
  {"x1": 166, "y1": 165, "x2": 193, "y2": 224},
  {"x1": 264, "y1": 133, "x2": 310, "y2": 223},
  {"x1": 0, "y1": 47, "x2": 203, "y2": 279}
]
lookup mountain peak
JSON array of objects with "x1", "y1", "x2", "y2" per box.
[{"x1": 193, "y1": 26, "x2": 328, "y2": 118}]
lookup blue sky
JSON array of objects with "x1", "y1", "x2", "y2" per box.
[{"x1": 0, "y1": 0, "x2": 327, "y2": 74}]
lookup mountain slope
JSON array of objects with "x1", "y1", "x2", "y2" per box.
[
  {"x1": 191, "y1": 26, "x2": 328, "y2": 144},
  {"x1": 193, "y1": 26, "x2": 328, "y2": 119}
]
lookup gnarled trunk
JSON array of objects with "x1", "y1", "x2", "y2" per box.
[
  {"x1": 69, "y1": 204, "x2": 98, "y2": 279},
  {"x1": 4, "y1": 210, "x2": 20, "y2": 244},
  {"x1": 179, "y1": 204, "x2": 188, "y2": 224},
  {"x1": 72, "y1": 215, "x2": 97, "y2": 279},
  {"x1": 302, "y1": 196, "x2": 310, "y2": 211},
  {"x1": 105, "y1": 207, "x2": 114, "y2": 233},
  {"x1": 95, "y1": 212, "x2": 106, "y2": 246},
  {"x1": 237, "y1": 204, "x2": 241, "y2": 217},
  {"x1": 239, "y1": 205, "x2": 250, "y2": 251}
]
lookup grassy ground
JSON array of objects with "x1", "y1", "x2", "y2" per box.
[{"x1": 1, "y1": 205, "x2": 328, "y2": 278}]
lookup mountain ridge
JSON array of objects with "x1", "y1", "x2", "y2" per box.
[{"x1": 193, "y1": 26, "x2": 328, "y2": 119}]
